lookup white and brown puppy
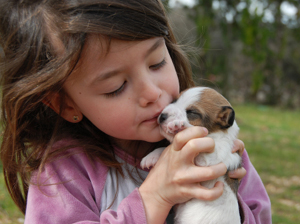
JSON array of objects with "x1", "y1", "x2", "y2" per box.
[{"x1": 141, "y1": 87, "x2": 242, "y2": 224}]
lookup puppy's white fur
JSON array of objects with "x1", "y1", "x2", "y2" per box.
[{"x1": 141, "y1": 87, "x2": 241, "y2": 224}]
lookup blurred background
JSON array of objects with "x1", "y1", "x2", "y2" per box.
[
  {"x1": 0, "y1": 0, "x2": 299, "y2": 223},
  {"x1": 166, "y1": 0, "x2": 300, "y2": 109}
]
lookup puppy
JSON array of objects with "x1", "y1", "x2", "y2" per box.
[{"x1": 141, "y1": 87, "x2": 242, "y2": 224}]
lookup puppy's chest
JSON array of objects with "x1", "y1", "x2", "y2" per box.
[
  {"x1": 194, "y1": 135, "x2": 231, "y2": 167},
  {"x1": 193, "y1": 134, "x2": 241, "y2": 194},
  {"x1": 194, "y1": 150, "x2": 219, "y2": 167}
]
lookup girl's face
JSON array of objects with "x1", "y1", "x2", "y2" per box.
[{"x1": 64, "y1": 35, "x2": 180, "y2": 143}]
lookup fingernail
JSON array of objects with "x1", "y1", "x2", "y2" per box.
[{"x1": 202, "y1": 127, "x2": 208, "y2": 135}]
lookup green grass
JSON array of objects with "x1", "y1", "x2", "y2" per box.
[
  {"x1": 235, "y1": 104, "x2": 300, "y2": 224},
  {"x1": 0, "y1": 104, "x2": 299, "y2": 223},
  {"x1": 0, "y1": 166, "x2": 24, "y2": 223}
]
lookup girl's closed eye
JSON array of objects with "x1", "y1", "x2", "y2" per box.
[
  {"x1": 150, "y1": 58, "x2": 166, "y2": 70},
  {"x1": 104, "y1": 59, "x2": 166, "y2": 98},
  {"x1": 105, "y1": 81, "x2": 127, "y2": 98}
]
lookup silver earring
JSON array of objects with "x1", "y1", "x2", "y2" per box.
[{"x1": 73, "y1": 116, "x2": 79, "y2": 121}]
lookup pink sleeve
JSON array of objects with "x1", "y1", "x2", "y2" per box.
[
  {"x1": 100, "y1": 188, "x2": 146, "y2": 224},
  {"x1": 24, "y1": 150, "x2": 147, "y2": 224},
  {"x1": 238, "y1": 150, "x2": 272, "y2": 224}
]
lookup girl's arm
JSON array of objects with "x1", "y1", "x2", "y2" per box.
[
  {"x1": 237, "y1": 150, "x2": 272, "y2": 224},
  {"x1": 25, "y1": 148, "x2": 147, "y2": 224}
]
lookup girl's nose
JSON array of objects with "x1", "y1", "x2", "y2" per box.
[{"x1": 138, "y1": 81, "x2": 162, "y2": 107}]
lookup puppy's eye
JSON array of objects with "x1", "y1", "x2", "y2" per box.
[{"x1": 186, "y1": 109, "x2": 202, "y2": 120}]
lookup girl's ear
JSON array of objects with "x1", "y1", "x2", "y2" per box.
[{"x1": 42, "y1": 92, "x2": 83, "y2": 123}]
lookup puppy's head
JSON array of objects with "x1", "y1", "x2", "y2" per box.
[{"x1": 158, "y1": 87, "x2": 235, "y2": 142}]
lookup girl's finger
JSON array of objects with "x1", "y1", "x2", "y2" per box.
[
  {"x1": 181, "y1": 137, "x2": 215, "y2": 162},
  {"x1": 184, "y1": 181, "x2": 224, "y2": 201},
  {"x1": 175, "y1": 163, "x2": 227, "y2": 184},
  {"x1": 172, "y1": 126, "x2": 208, "y2": 151},
  {"x1": 232, "y1": 139, "x2": 245, "y2": 156},
  {"x1": 228, "y1": 167, "x2": 247, "y2": 180}
]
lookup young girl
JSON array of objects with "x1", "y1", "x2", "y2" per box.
[{"x1": 0, "y1": 0, "x2": 271, "y2": 223}]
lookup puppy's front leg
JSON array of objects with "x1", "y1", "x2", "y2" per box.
[{"x1": 140, "y1": 147, "x2": 165, "y2": 169}]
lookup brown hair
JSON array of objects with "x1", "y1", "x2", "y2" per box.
[{"x1": 0, "y1": 0, "x2": 194, "y2": 213}]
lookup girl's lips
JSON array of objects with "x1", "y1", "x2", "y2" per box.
[{"x1": 143, "y1": 111, "x2": 162, "y2": 123}]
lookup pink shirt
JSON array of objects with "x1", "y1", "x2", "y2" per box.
[{"x1": 24, "y1": 140, "x2": 272, "y2": 223}]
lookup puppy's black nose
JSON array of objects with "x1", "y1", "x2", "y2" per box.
[{"x1": 158, "y1": 113, "x2": 168, "y2": 124}]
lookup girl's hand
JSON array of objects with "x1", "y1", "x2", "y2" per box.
[
  {"x1": 139, "y1": 127, "x2": 227, "y2": 224},
  {"x1": 228, "y1": 139, "x2": 247, "y2": 180},
  {"x1": 232, "y1": 139, "x2": 245, "y2": 156}
]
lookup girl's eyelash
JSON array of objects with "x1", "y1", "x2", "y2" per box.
[
  {"x1": 150, "y1": 59, "x2": 167, "y2": 70},
  {"x1": 105, "y1": 81, "x2": 127, "y2": 98},
  {"x1": 104, "y1": 59, "x2": 166, "y2": 98}
]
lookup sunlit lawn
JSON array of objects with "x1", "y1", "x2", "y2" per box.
[
  {"x1": 0, "y1": 164, "x2": 24, "y2": 223},
  {"x1": 235, "y1": 104, "x2": 300, "y2": 224},
  {"x1": 0, "y1": 104, "x2": 299, "y2": 223}
]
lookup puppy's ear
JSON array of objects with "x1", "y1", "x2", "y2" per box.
[{"x1": 216, "y1": 106, "x2": 235, "y2": 129}]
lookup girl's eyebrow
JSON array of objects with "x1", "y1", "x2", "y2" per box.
[{"x1": 90, "y1": 38, "x2": 165, "y2": 86}]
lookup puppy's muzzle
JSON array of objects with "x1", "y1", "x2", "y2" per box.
[{"x1": 158, "y1": 113, "x2": 168, "y2": 124}]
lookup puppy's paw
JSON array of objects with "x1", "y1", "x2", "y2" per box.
[
  {"x1": 166, "y1": 120, "x2": 189, "y2": 134},
  {"x1": 140, "y1": 147, "x2": 165, "y2": 169}
]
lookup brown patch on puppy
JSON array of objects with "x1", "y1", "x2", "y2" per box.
[
  {"x1": 224, "y1": 173, "x2": 239, "y2": 195},
  {"x1": 224, "y1": 159, "x2": 242, "y2": 196},
  {"x1": 186, "y1": 88, "x2": 235, "y2": 133}
]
